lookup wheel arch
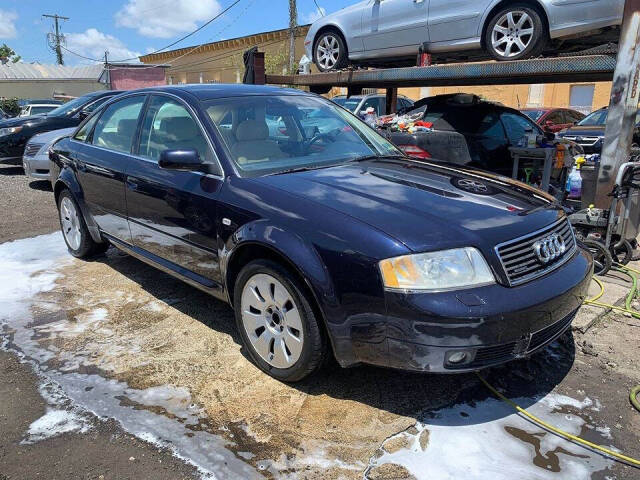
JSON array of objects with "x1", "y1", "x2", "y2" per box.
[
  {"x1": 480, "y1": 0, "x2": 550, "y2": 50},
  {"x1": 223, "y1": 232, "x2": 339, "y2": 356},
  {"x1": 54, "y1": 170, "x2": 103, "y2": 243},
  {"x1": 313, "y1": 24, "x2": 349, "y2": 63}
]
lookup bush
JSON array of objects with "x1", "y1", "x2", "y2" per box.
[{"x1": 0, "y1": 98, "x2": 20, "y2": 117}]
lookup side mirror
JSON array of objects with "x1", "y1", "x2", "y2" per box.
[
  {"x1": 78, "y1": 109, "x2": 91, "y2": 121},
  {"x1": 158, "y1": 149, "x2": 203, "y2": 171}
]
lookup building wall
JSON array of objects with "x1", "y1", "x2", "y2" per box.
[
  {"x1": 396, "y1": 82, "x2": 612, "y2": 113},
  {"x1": 109, "y1": 66, "x2": 167, "y2": 90},
  {"x1": 0, "y1": 80, "x2": 106, "y2": 100},
  {"x1": 142, "y1": 27, "x2": 310, "y2": 86}
]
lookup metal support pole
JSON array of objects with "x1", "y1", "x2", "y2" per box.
[
  {"x1": 595, "y1": 0, "x2": 640, "y2": 208},
  {"x1": 385, "y1": 88, "x2": 398, "y2": 115}
]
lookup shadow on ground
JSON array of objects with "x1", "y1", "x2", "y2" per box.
[{"x1": 93, "y1": 245, "x2": 577, "y2": 425}]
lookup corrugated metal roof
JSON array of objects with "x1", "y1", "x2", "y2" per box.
[{"x1": 0, "y1": 63, "x2": 104, "y2": 80}]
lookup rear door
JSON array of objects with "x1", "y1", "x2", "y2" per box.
[
  {"x1": 74, "y1": 94, "x2": 147, "y2": 241},
  {"x1": 126, "y1": 94, "x2": 225, "y2": 288},
  {"x1": 427, "y1": 0, "x2": 491, "y2": 42},
  {"x1": 361, "y1": 0, "x2": 428, "y2": 54}
]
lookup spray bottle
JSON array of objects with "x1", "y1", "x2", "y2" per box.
[{"x1": 566, "y1": 156, "x2": 586, "y2": 199}]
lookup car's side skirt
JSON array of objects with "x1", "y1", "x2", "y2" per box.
[{"x1": 103, "y1": 233, "x2": 229, "y2": 304}]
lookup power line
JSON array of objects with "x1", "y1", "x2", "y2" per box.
[
  {"x1": 313, "y1": 0, "x2": 325, "y2": 16},
  {"x1": 110, "y1": 0, "x2": 243, "y2": 62}
]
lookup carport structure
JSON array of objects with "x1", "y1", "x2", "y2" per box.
[{"x1": 260, "y1": 0, "x2": 640, "y2": 213}]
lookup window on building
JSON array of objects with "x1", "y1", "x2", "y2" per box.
[
  {"x1": 527, "y1": 84, "x2": 544, "y2": 107},
  {"x1": 168, "y1": 76, "x2": 173, "y2": 85},
  {"x1": 569, "y1": 85, "x2": 595, "y2": 115}
]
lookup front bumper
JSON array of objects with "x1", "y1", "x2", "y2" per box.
[
  {"x1": 23, "y1": 154, "x2": 51, "y2": 178},
  {"x1": 334, "y1": 247, "x2": 592, "y2": 372}
]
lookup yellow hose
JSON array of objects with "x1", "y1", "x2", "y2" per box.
[
  {"x1": 476, "y1": 373, "x2": 640, "y2": 467},
  {"x1": 475, "y1": 263, "x2": 640, "y2": 467}
]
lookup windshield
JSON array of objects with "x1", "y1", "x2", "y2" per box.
[
  {"x1": 522, "y1": 110, "x2": 545, "y2": 121},
  {"x1": 577, "y1": 109, "x2": 608, "y2": 126},
  {"x1": 47, "y1": 95, "x2": 93, "y2": 117},
  {"x1": 30, "y1": 106, "x2": 57, "y2": 115},
  {"x1": 331, "y1": 96, "x2": 361, "y2": 113},
  {"x1": 206, "y1": 94, "x2": 401, "y2": 177}
]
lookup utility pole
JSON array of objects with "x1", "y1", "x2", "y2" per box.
[
  {"x1": 43, "y1": 13, "x2": 69, "y2": 65},
  {"x1": 288, "y1": 0, "x2": 297, "y2": 74},
  {"x1": 104, "y1": 51, "x2": 111, "y2": 90}
]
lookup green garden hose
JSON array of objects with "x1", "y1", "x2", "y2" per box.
[{"x1": 585, "y1": 264, "x2": 640, "y2": 413}]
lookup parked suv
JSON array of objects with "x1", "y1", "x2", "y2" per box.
[
  {"x1": 331, "y1": 93, "x2": 413, "y2": 117},
  {"x1": 51, "y1": 84, "x2": 591, "y2": 382},
  {"x1": 521, "y1": 108, "x2": 585, "y2": 133},
  {"x1": 557, "y1": 107, "x2": 640, "y2": 154},
  {"x1": 389, "y1": 94, "x2": 545, "y2": 176},
  {"x1": 0, "y1": 90, "x2": 121, "y2": 164}
]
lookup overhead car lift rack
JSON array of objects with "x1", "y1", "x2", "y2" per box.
[{"x1": 256, "y1": 0, "x2": 640, "y2": 213}]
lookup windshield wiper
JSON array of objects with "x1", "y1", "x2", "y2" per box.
[
  {"x1": 348, "y1": 154, "x2": 408, "y2": 163},
  {"x1": 269, "y1": 164, "x2": 335, "y2": 176}
]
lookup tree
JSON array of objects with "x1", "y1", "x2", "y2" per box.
[{"x1": 0, "y1": 44, "x2": 21, "y2": 64}]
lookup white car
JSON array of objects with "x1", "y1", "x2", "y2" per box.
[
  {"x1": 19, "y1": 104, "x2": 60, "y2": 117},
  {"x1": 305, "y1": 0, "x2": 624, "y2": 71},
  {"x1": 22, "y1": 127, "x2": 76, "y2": 180}
]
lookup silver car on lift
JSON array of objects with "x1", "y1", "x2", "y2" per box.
[{"x1": 305, "y1": 0, "x2": 623, "y2": 71}]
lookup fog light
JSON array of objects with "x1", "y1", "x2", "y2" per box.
[{"x1": 448, "y1": 352, "x2": 468, "y2": 364}]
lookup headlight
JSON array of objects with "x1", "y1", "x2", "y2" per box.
[
  {"x1": 379, "y1": 247, "x2": 495, "y2": 291},
  {"x1": 0, "y1": 126, "x2": 23, "y2": 137}
]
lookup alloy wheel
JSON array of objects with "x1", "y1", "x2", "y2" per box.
[
  {"x1": 240, "y1": 273, "x2": 304, "y2": 369},
  {"x1": 60, "y1": 196, "x2": 82, "y2": 251},
  {"x1": 316, "y1": 35, "x2": 340, "y2": 70},
  {"x1": 491, "y1": 11, "x2": 534, "y2": 58}
]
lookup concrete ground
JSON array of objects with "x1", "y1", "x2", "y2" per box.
[{"x1": 0, "y1": 163, "x2": 639, "y2": 480}]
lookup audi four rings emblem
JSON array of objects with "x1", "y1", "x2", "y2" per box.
[{"x1": 533, "y1": 233, "x2": 566, "y2": 264}]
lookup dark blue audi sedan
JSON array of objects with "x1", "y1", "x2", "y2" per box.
[{"x1": 50, "y1": 84, "x2": 593, "y2": 382}]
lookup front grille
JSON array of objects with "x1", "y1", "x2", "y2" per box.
[
  {"x1": 495, "y1": 218, "x2": 576, "y2": 286},
  {"x1": 562, "y1": 135, "x2": 601, "y2": 146},
  {"x1": 24, "y1": 142, "x2": 44, "y2": 157}
]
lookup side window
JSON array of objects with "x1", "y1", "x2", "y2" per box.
[
  {"x1": 501, "y1": 112, "x2": 541, "y2": 145},
  {"x1": 138, "y1": 95, "x2": 214, "y2": 167},
  {"x1": 546, "y1": 111, "x2": 564, "y2": 124},
  {"x1": 565, "y1": 110, "x2": 583, "y2": 123},
  {"x1": 477, "y1": 112, "x2": 507, "y2": 140},
  {"x1": 92, "y1": 96, "x2": 145, "y2": 154},
  {"x1": 73, "y1": 114, "x2": 99, "y2": 142}
]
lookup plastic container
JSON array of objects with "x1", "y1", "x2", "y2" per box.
[{"x1": 566, "y1": 156, "x2": 586, "y2": 199}]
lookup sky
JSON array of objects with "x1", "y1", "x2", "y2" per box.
[{"x1": 0, "y1": 0, "x2": 345, "y2": 65}]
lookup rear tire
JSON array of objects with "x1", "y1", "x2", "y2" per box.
[
  {"x1": 314, "y1": 30, "x2": 348, "y2": 72},
  {"x1": 485, "y1": 5, "x2": 547, "y2": 61},
  {"x1": 57, "y1": 189, "x2": 109, "y2": 258},
  {"x1": 234, "y1": 259, "x2": 327, "y2": 382}
]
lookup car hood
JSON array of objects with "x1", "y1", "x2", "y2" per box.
[
  {"x1": 29, "y1": 127, "x2": 76, "y2": 145},
  {"x1": 254, "y1": 159, "x2": 565, "y2": 253},
  {"x1": 0, "y1": 114, "x2": 49, "y2": 128},
  {"x1": 559, "y1": 125, "x2": 604, "y2": 136}
]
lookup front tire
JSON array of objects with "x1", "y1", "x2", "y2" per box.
[
  {"x1": 234, "y1": 260, "x2": 327, "y2": 382},
  {"x1": 57, "y1": 189, "x2": 109, "y2": 258},
  {"x1": 485, "y1": 5, "x2": 546, "y2": 61},
  {"x1": 314, "y1": 31, "x2": 348, "y2": 72}
]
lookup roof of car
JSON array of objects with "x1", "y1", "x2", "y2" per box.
[{"x1": 128, "y1": 84, "x2": 310, "y2": 101}]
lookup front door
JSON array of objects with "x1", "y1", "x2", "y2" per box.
[
  {"x1": 427, "y1": 0, "x2": 490, "y2": 43},
  {"x1": 125, "y1": 94, "x2": 225, "y2": 289},
  {"x1": 75, "y1": 94, "x2": 147, "y2": 241},
  {"x1": 361, "y1": 0, "x2": 428, "y2": 54}
]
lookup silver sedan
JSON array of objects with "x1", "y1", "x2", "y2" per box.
[
  {"x1": 22, "y1": 127, "x2": 76, "y2": 180},
  {"x1": 305, "y1": 0, "x2": 623, "y2": 71}
]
